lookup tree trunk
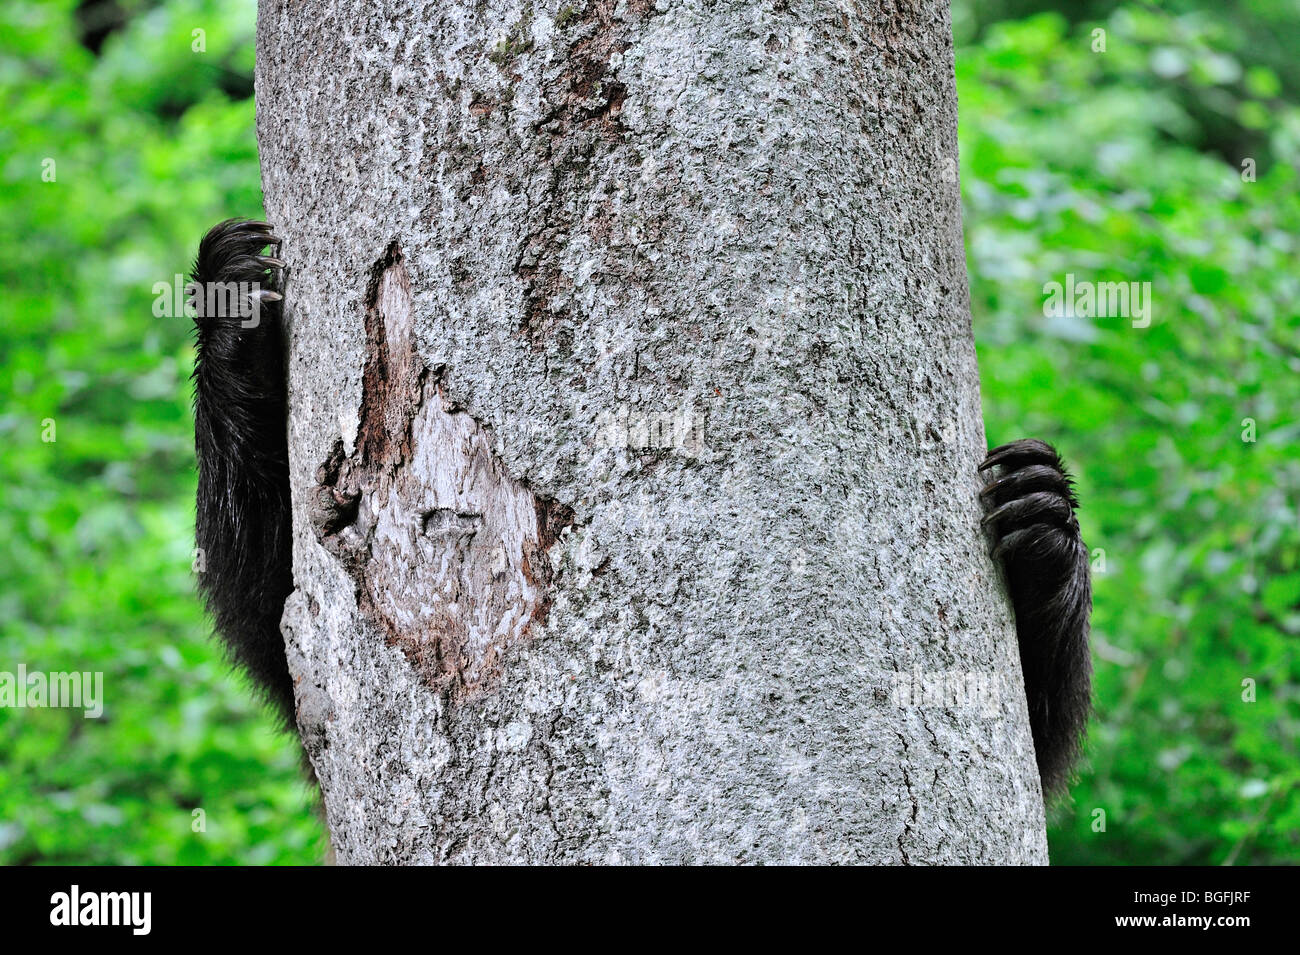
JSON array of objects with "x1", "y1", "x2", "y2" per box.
[{"x1": 257, "y1": 0, "x2": 1048, "y2": 864}]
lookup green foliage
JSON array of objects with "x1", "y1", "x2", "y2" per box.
[
  {"x1": 958, "y1": 9, "x2": 1300, "y2": 863},
  {"x1": 0, "y1": 0, "x2": 1294, "y2": 864},
  {"x1": 0, "y1": 0, "x2": 324, "y2": 864}
]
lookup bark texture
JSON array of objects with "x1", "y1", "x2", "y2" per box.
[{"x1": 257, "y1": 0, "x2": 1048, "y2": 864}]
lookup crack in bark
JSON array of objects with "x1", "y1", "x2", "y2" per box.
[
  {"x1": 895, "y1": 731, "x2": 918, "y2": 865},
  {"x1": 515, "y1": 0, "x2": 654, "y2": 347}
]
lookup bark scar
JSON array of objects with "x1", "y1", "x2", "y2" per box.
[{"x1": 312, "y1": 241, "x2": 575, "y2": 703}]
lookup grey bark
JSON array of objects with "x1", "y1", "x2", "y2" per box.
[{"x1": 257, "y1": 0, "x2": 1048, "y2": 864}]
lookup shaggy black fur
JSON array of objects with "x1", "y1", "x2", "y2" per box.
[
  {"x1": 980, "y1": 439, "x2": 1092, "y2": 798},
  {"x1": 191, "y1": 218, "x2": 295, "y2": 724}
]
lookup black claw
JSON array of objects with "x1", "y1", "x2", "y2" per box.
[
  {"x1": 982, "y1": 490, "x2": 1075, "y2": 534},
  {"x1": 990, "y1": 523, "x2": 1075, "y2": 565},
  {"x1": 979, "y1": 438, "x2": 1061, "y2": 473},
  {"x1": 980, "y1": 463, "x2": 1077, "y2": 508},
  {"x1": 191, "y1": 219, "x2": 288, "y2": 320},
  {"x1": 991, "y1": 525, "x2": 1039, "y2": 563}
]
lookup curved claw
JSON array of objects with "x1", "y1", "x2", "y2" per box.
[
  {"x1": 980, "y1": 463, "x2": 1077, "y2": 508},
  {"x1": 980, "y1": 438, "x2": 1062, "y2": 473},
  {"x1": 982, "y1": 490, "x2": 1074, "y2": 533},
  {"x1": 191, "y1": 219, "x2": 288, "y2": 323}
]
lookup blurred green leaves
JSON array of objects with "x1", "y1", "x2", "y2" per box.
[
  {"x1": 0, "y1": 0, "x2": 322, "y2": 864},
  {"x1": 958, "y1": 9, "x2": 1300, "y2": 864}
]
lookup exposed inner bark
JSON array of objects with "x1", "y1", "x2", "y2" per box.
[{"x1": 309, "y1": 243, "x2": 574, "y2": 701}]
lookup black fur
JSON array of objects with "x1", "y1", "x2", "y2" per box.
[
  {"x1": 191, "y1": 218, "x2": 295, "y2": 724},
  {"x1": 979, "y1": 439, "x2": 1092, "y2": 798}
]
